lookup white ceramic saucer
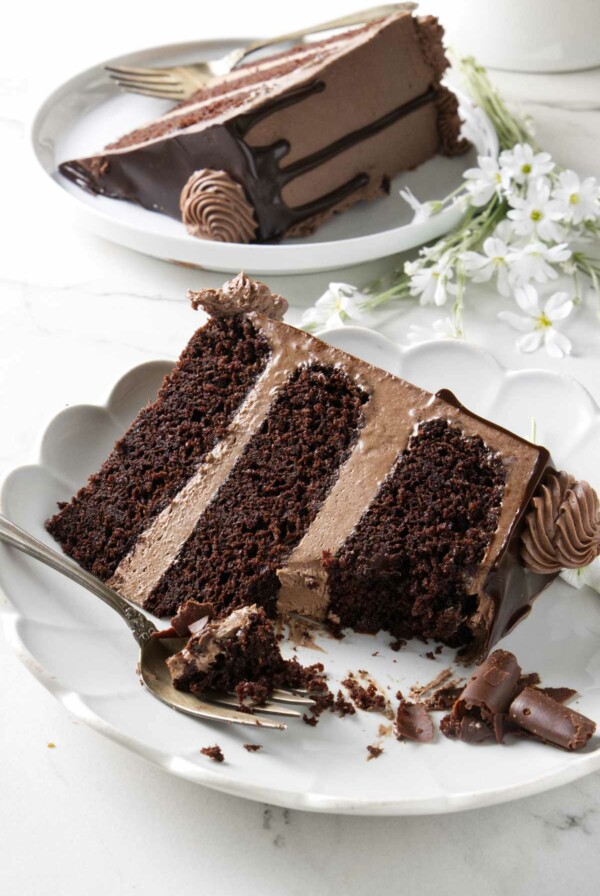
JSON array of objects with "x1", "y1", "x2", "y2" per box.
[
  {"x1": 1, "y1": 332, "x2": 599, "y2": 815},
  {"x1": 30, "y1": 39, "x2": 496, "y2": 274}
]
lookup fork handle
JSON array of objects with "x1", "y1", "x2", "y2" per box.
[
  {"x1": 0, "y1": 513, "x2": 157, "y2": 646},
  {"x1": 231, "y1": 3, "x2": 415, "y2": 68}
]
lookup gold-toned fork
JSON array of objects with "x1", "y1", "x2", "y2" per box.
[
  {"x1": 105, "y1": 4, "x2": 414, "y2": 100},
  {"x1": 0, "y1": 514, "x2": 314, "y2": 730}
]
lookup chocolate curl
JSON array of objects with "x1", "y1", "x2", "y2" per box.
[
  {"x1": 153, "y1": 600, "x2": 213, "y2": 639},
  {"x1": 453, "y1": 649, "x2": 522, "y2": 725},
  {"x1": 396, "y1": 700, "x2": 434, "y2": 742},
  {"x1": 508, "y1": 687, "x2": 596, "y2": 751}
]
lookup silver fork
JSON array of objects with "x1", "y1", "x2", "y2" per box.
[
  {"x1": 105, "y1": 4, "x2": 414, "y2": 100},
  {"x1": 0, "y1": 513, "x2": 314, "y2": 730}
]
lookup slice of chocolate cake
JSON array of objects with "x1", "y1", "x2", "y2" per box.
[
  {"x1": 46, "y1": 274, "x2": 600, "y2": 660},
  {"x1": 58, "y1": 10, "x2": 468, "y2": 244}
]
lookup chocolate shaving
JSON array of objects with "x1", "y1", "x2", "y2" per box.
[
  {"x1": 409, "y1": 667, "x2": 453, "y2": 700},
  {"x1": 396, "y1": 700, "x2": 434, "y2": 743},
  {"x1": 516, "y1": 672, "x2": 542, "y2": 691},
  {"x1": 154, "y1": 600, "x2": 213, "y2": 638},
  {"x1": 540, "y1": 686, "x2": 577, "y2": 704},
  {"x1": 508, "y1": 687, "x2": 596, "y2": 751}
]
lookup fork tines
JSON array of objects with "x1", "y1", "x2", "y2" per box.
[{"x1": 105, "y1": 65, "x2": 187, "y2": 99}]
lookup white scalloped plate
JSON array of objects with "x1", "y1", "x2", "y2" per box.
[
  {"x1": 30, "y1": 38, "x2": 497, "y2": 274},
  {"x1": 2, "y1": 333, "x2": 600, "y2": 815}
]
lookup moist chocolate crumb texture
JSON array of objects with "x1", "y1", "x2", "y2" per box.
[
  {"x1": 58, "y1": 12, "x2": 469, "y2": 244},
  {"x1": 46, "y1": 273, "x2": 600, "y2": 661}
]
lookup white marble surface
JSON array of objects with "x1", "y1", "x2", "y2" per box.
[{"x1": 2, "y1": 3, "x2": 600, "y2": 893}]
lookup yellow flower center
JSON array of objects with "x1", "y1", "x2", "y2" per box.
[
  {"x1": 521, "y1": 163, "x2": 532, "y2": 174},
  {"x1": 570, "y1": 193, "x2": 579, "y2": 205},
  {"x1": 536, "y1": 313, "x2": 552, "y2": 329},
  {"x1": 530, "y1": 209, "x2": 542, "y2": 221}
]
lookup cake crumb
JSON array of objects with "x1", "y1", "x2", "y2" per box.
[
  {"x1": 390, "y1": 638, "x2": 407, "y2": 652},
  {"x1": 342, "y1": 674, "x2": 394, "y2": 718},
  {"x1": 422, "y1": 680, "x2": 466, "y2": 711},
  {"x1": 243, "y1": 744, "x2": 263, "y2": 753},
  {"x1": 367, "y1": 744, "x2": 384, "y2": 760},
  {"x1": 425, "y1": 651, "x2": 436, "y2": 661},
  {"x1": 332, "y1": 690, "x2": 356, "y2": 717},
  {"x1": 201, "y1": 745, "x2": 225, "y2": 762},
  {"x1": 47, "y1": 742, "x2": 56, "y2": 749},
  {"x1": 378, "y1": 724, "x2": 393, "y2": 737},
  {"x1": 303, "y1": 713, "x2": 319, "y2": 726}
]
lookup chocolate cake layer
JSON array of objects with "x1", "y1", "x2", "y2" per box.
[
  {"x1": 58, "y1": 12, "x2": 468, "y2": 243},
  {"x1": 46, "y1": 316, "x2": 269, "y2": 579},
  {"x1": 144, "y1": 364, "x2": 367, "y2": 618},
  {"x1": 325, "y1": 418, "x2": 506, "y2": 646}
]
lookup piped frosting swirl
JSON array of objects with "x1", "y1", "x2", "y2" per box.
[
  {"x1": 189, "y1": 272, "x2": 288, "y2": 320},
  {"x1": 521, "y1": 471, "x2": 600, "y2": 573},
  {"x1": 180, "y1": 169, "x2": 258, "y2": 243}
]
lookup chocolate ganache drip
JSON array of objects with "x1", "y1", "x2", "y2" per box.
[{"x1": 521, "y1": 470, "x2": 600, "y2": 573}]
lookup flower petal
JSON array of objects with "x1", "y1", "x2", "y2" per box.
[
  {"x1": 544, "y1": 328, "x2": 572, "y2": 358},
  {"x1": 544, "y1": 292, "x2": 573, "y2": 320},
  {"x1": 517, "y1": 330, "x2": 544, "y2": 353},
  {"x1": 514, "y1": 283, "x2": 540, "y2": 315}
]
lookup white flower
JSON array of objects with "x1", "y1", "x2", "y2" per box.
[
  {"x1": 507, "y1": 178, "x2": 565, "y2": 242},
  {"x1": 498, "y1": 284, "x2": 574, "y2": 358},
  {"x1": 462, "y1": 236, "x2": 512, "y2": 296},
  {"x1": 406, "y1": 256, "x2": 455, "y2": 307},
  {"x1": 506, "y1": 241, "x2": 572, "y2": 287},
  {"x1": 551, "y1": 170, "x2": 600, "y2": 225},
  {"x1": 301, "y1": 283, "x2": 371, "y2": 333},
  {"x1": 407, "y1": 317, "x2": 461, "y2": 344},
  {"x1": 463, "y1": 155, "x2": 510, "y2": 206},
  {"x1": 499, "y1": 143, "x2": 554, "y2": 185},
  {"x1": 561, "y1": 557, "x2": 600, "y2": 593},
  {"x1": 399, "y1": 187, "x2": 439, "y2": 222}
]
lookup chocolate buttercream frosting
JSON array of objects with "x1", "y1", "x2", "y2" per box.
[
  {"x1": 521, "y1": 470, "x2": 600, "y2": 573},
  {"x1": 189, "y1": 272, "x2": 288, "y2": 320},
  {"x1": 180, "y1": 169, "x2": 258, "y2": 243}
]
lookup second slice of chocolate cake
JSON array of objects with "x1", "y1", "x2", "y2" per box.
[{"x1": 46, "y1": 274, "x2": 600, "y2": 660}]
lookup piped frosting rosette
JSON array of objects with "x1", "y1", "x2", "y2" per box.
[
  {"x1": 521, "y1": 470, "x2": 600, "y2": 574},
  {"x1": 180, "y1": 169, "x2": 258, "y2": 243}
]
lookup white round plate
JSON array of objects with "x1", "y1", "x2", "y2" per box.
[
  {"x1": 30, "y1": 39, "x2": 496, "y2": 274},
  {"x1": 2, "y1": 333, "x2": 599, "y2": 815}
]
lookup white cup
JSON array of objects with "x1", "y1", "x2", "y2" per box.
[{"x1": 421, "y1": 0, "x2": 600, "y2": 72}]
